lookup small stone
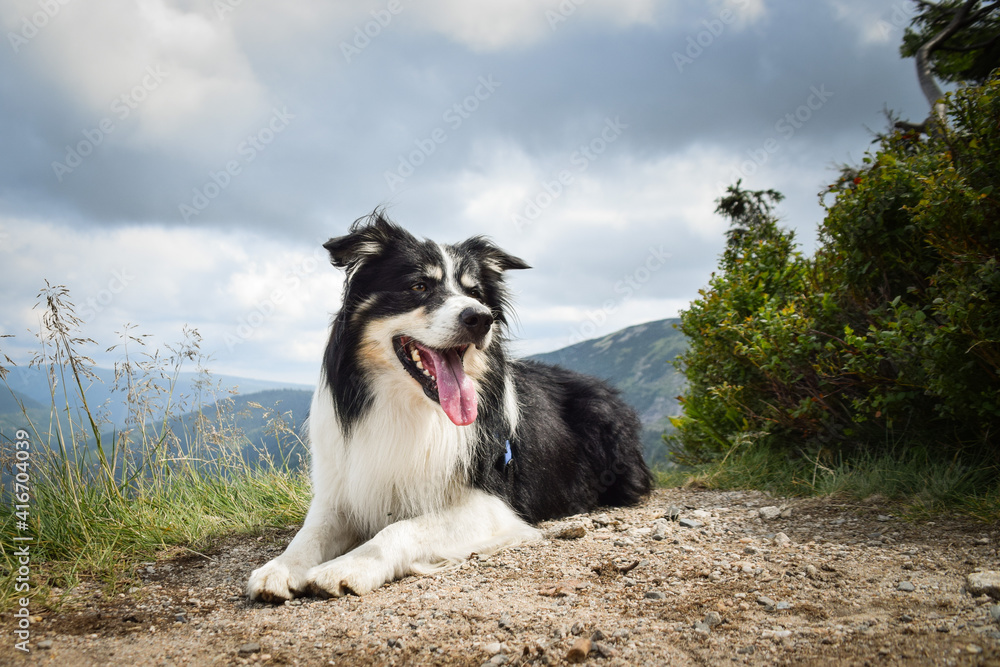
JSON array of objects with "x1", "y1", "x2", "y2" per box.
[
  {"x1": 736, "y1": 645, "x2": 755, "y2": 655},
  {"x1": 693, "y1": 621, "x2": 711, "y2": 634},
  {"x1": 548, "y1": 524, "x2": 587, "y2": 540},
  {"x1": 484, "y1": 641, "x2": 503, "y2": 655},
  {"x1": 974, "y1": 537, "x2": 991, "y2": 545},
  {"x1": 37, "y1": 640, "x2": 53, "y2": 650},
  {"x1": 651, "y1": 519, "x2": 671, "y2": 540},
  {"x1": 592, "y1": 513, "x2": 612, "y2": 526},
  {"x1": 900, "y1": 614, "x2": 914, "y2": 622},
  {"x1": 805, "y1": 564, "x2": 819, "y2": 579},
  {"x1": 498, "y1": 614, "x2": 512, "y2": 629},
  {"x1": 776, "y1": 601, "x2": 792, "y2": 610},
  {"x1": 566, "y1": 638, "x2": 592, "y2": 663},
  {"x1": 691, "y1": 509, "x2": 711, "y2": 520},
  {"x1": 174, "y1": 613, "x2": 188, "y2": 623},
  {"x1": 704, "y1": 611, "x2": 722, "y2": 627},
  {"x1": 897, "y1": 581, "x2": 916, "y2": 592},
  {"x1": 988, "y1": 605, "x2": 1000, "y2": 622},
  {"x1": 967, "y1": 571, "x2": 1000, "y2": 599},
  {"x1": 780, "y1": 507, "x2": 793, "y2": 519},
  {"x1": 644, "y1": 591, "x2": 666, "y2": 600},
  {"x1": 664, "y1": 506, "x2": 682, "y2": 521},
  {"x1": 966, "y1": 644, "x2": 983, "y2": 655},
  {"x1": 678, "y1": 518, "x2": 703, "y2": 529},
  {"x1": 773, "y1": 532, "x2": 791, "y2": 547},
  {"x1": 593, "y1": 642, "x2": 616, "y2": 659},
  {"x1": 590, "y1": 629, "x2": 606, "y2": 641},
  {"x1": 237, "y1": 643, "x2": 261, "y2": 655},
  {"x1": 877, "y1": 514, "x2": 891, "y2": 522},
  {"x1": 759, "y1": 506, "x2": 781, "y2": 521},
  {"x1": 571, "y1": 622, "x2": 585, "y2": 635},
  {"x1": 756, "y1": 596, "x2": 776, "y2": 609}
]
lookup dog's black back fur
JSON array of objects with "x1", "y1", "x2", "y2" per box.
[{"x1": 472, "y1": 361, "x2": 651, "y2": 523}]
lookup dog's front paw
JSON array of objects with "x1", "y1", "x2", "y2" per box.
[
  {"x1": 305, "y1": 554, "x2": 392, "y2": 597},
  {"x1": 247, "y1": 559, "x2": 306, "y2": 603}
]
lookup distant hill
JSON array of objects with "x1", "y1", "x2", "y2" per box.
[
  {"x1": 527, "y1": 318, "x2": 686, "y2": 464},
  {"x1": 0, "y1": 319, "x2": 688, "y2": 468},
  {"x1": 165, "y1": 388, "x2": 313, "y2": 468},
  {"x1": 1, "y1": 365, "x2": 312, "y2": 430}
]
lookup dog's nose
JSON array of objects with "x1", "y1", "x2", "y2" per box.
[{"x1": 460, "y1": 307, "x2": 494, "y2": 339}]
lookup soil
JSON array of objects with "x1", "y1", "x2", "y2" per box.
[{"x1": 3, "y1": 487, "x2": 999, "y2": 666}]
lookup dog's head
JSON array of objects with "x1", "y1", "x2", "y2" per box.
[{"x1": 324, "y1": 212, "x2": 528, "y2": 426}]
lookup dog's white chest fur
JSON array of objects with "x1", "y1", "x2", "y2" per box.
[{"x1": 308, "y1": 372, "x2": 475, "y2": 537}]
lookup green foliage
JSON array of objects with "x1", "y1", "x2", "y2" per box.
[
  {"x1": 671, "y1": 76, "x2": 1000, "y2": 480},
  {"x1": 900, "y1": 0, "x2": 1000, "y2": 86}
]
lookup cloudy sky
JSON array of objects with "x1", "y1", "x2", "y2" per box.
[{"x1": 0, "y1": 0, "x2": 928, "y2": 386}]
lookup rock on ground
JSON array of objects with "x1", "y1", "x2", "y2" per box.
[{"x1": 3, "y1": 488, "x2": 1000, "y2": 666}]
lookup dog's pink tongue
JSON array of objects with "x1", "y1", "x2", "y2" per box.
[{"x1": 419, "y1": 345, "x2": 477, "y2": 426}]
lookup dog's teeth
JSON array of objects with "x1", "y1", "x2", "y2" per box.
[
  {"x1": 410, "y1": 348, "x2": 421, "y2": 362},
  {"x1": 415, "y1": 359, "x2": 424, "y2": 370}
]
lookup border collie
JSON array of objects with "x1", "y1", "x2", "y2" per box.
[{"x1": 247, "y1": 213, "x2": 651, "y2": 601}]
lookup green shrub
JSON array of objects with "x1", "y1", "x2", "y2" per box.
[{"x1": 671, "y1": 75, "x2": 1000, "y2": 473}]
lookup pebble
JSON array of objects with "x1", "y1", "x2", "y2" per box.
[
  {"x1": 593, "y1": 642, "x2": 616, "y2": 659},
  {"x1": 645, "y1": 591, "x2": 666, "y2": 600},
  {"x1": 989, "y1": 605, "x2": 1000, "y2": 622},
  {"x1": 966, "y1": 571, "x2": 1000, "y2": 599},
  {"x1": 690, "y1": 510, "x2": 712, "y2": 520},
  {"x1": 679, "y1": 518, "x2": 703, "y2": 529},
  {"x1": 693, "y1": 621, "x2": 711, "y2": 634},
  {"x1": 484, "y1": 641, "x2": 503, "y2": 655},
  {"x1": 759, "y1": 506, "x2": 781, "y2": 521},
  {"x1": 566, "y1": 637, "x2": 592, "y2": 663},
  {"x1": 773, "y1": 532, "x2": 791, "y2": 547},
  {"x1": 756, "y1": 596, "x2": 776, "y2": 609},
  {"x1": 776, "y1": 601, "x2": 792, "y2": 610},
  {"x1": 37, "y1": 640, "x2": 53, "y2": 650},
  {"x1": 897, "y1": 581, "x2": 916, "y2": 592},
  {"x1": 664, "y1": 506, "x2": 682, "y2": 522},
  {"x1": 550, "y1": 524, "x2": 587, "y2": 540},
  {"x1": 651, "y1": 519, "x2": 671, "y2": 540},
  {"x1": 703, "y1": 611, "x2": 722, "y2": 627},
  {"x1": 237, "y1": 642, "x2": 261, "y2": 655}
]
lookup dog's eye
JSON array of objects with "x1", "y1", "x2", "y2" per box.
[
  {"x1": 468, "y1": 287, "x2": 484, "y2": 300},
  {"x1": 411, "y1": 282, "x2": 428, "y2": 292}
]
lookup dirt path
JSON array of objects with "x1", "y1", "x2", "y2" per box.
[{"x1": 3, "y1": 488, "x2": 999, "y2": 666}]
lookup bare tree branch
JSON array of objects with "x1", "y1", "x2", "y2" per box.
[{"x1": 915, "y1": 0, "x2": 979, "y2": 127}]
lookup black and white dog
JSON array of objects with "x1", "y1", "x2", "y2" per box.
[{"x1": 247, "y1": 213, "x2": 651, "y2": 601}]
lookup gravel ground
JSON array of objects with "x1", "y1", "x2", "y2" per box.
[{"x1": 4, "y1": 487, "x2": 1000, "y2": 666}]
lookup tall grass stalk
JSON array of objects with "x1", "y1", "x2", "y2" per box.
[{"x1": 0, "y1": 284, "x2": 311, "y2": 610}]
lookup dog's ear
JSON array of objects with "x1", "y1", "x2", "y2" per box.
[
  {"x1": 461, "y1": 236, "x2": 531, "y2": 274},
  {"x1": 323, "y1": 212, "x2": 399, "y2": 271}
]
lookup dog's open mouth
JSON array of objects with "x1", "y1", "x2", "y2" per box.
[{"x1": 394, "y1": 336, "x2": 477, "y2": 426}]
